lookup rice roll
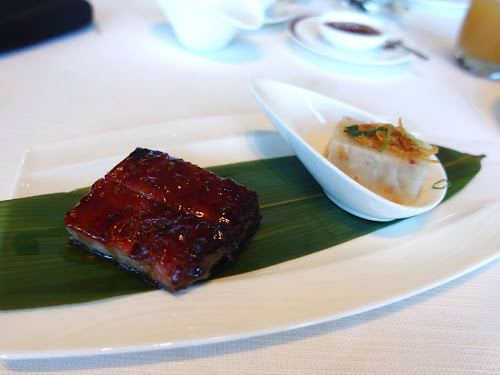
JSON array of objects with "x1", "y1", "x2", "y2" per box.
[{"x1": 327, "y1": 117, "x2": 438, "y2": 205}]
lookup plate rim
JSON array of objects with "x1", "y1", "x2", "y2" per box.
[
  {"x1": 264, "y1": 1, "x2": 305, "y2": 24},
  {"x1": 406, "y1": 0, "x2": 470, "y2": 10},
  {"x1": 2, "y1": 113, "x2": 499, "y2": 360}
]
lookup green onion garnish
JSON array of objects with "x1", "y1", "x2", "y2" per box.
[
  {"x1": 344, "y1": 125, "x2": 388, "y2": 137},
  {"x1": 432, "y1": 179, "x2": 448, "y2": 189},
  {"x1": 379, "y1": 125, "x2": 392, "y2": 152},
  {"x1": 343, "y1": 125, "x2": 392, "y2": 152}
]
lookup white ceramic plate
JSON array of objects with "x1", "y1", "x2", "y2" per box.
[
  {"x1": 264, "y1": 1, "x2": 307, "y2": 24},
  {"x1": 288, "y1": 16, "x2": 412, "y2": 66},
  {"x1": 2, "y1": 114, "x2": 499, "y2": 359},
  {"x1": 404, "y1": 0, "x2": 470, "y2": 10}
]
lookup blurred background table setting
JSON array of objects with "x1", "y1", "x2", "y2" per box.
[{"x1": 0, "y1": 0, "x2": 499, "y2": 374}]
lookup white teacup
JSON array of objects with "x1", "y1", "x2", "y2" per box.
[{"x1": 157, "y1": 0, "x2": 265, "y2": 52}]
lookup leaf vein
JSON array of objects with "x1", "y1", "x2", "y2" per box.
[{"x1": 261, "y1": 193, "x2": 324, "y2": 209}]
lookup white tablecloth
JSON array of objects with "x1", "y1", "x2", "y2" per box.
[{"x1": 1, "y1": 0, "x2": 499, "y2": 373}]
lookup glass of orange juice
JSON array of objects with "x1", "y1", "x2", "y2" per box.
[{"x1": 455, "y1": 0, "x2": 500, "y2": 80}]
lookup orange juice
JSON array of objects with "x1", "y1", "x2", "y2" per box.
[{"x1": 457, "y1": 0, "x2": 500, "y2": 64}]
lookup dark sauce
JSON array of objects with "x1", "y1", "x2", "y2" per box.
[{"x1": 325, "y1": 22, "x2": 381, "y2": 36}]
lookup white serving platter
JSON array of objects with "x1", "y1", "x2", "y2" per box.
[{"x1": 1, "y1": 113, "x2": 499, "y2": 359}]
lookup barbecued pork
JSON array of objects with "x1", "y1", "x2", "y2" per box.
[
  {"x1": 64, "y1": 148, "x2": 261, "y2": 292},
  {"x1": 105, "y1": 148, "x2": 259, "y2": 245}
]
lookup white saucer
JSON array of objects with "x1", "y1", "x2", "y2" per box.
[
  {"x1": 287, "y1": 16, "x2": 412, "y2": 66},
  {"x1": 404, "y1": 0, "x2": 470, "y2": 10},
  {"x1": 264, "y1": 1, "x2": 307, "y2": 24}
]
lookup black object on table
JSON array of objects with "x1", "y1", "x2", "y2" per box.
[{"x1": 0, "y1": 0, "x2": 93, "y2": 53}]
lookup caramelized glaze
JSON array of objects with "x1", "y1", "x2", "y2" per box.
[{"x1": 64, "y1": 148, "x2": 261, "y2": 292}]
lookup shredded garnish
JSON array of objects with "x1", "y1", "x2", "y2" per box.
[
  {"x1": 432, "y1": 179, "x2": 448, "y2": 189},
  {"x1": 344, "y1": 125, "x2": 388, "y2": 138},
  {"x1": 343, "y1": 124, "x2": 391, "y2": 151},
  {"x1": 379, "y1": 125, "x2": 391, "y2": 152},
  {"x1": 398, "y1": 118, "x2": 425, "y2": 147},
  {"x1": 343, "y1": 119, "x2": 438, "y2": 162}
]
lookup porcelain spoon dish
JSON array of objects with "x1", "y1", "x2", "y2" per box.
[{"x1": 248, "y1": 78, "x2": 447, "y2": 221}]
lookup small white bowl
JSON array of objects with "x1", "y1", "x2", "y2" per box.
[
  {"x1": 317, "y1": 11, "x2": 388, "y2": 51},
  {"x1": 157, "y1": 0, "x2": 264, "y2": 52},
  {"x1": 249, "y1": 78, "x2": 447, "y2": 222}
]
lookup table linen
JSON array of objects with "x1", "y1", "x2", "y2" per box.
[{"x1": 0, "y1": 0, "x2": 499, "y2": 373}]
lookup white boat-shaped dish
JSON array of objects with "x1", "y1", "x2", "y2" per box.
[{"x1": 249, "y1": 78, "x2": 447, "y2": 221}]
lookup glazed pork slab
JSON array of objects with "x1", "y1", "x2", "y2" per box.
[{"x1": 64, "y1": 148, "x2": 261, "y2": 292}]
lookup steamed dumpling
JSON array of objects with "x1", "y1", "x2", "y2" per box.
[{"x1": 327, "y1": 117, "x2": 438, "y2": 205}]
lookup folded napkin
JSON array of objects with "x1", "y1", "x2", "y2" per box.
[{"x1": 0, "y1": 0, "x2": 92, "y2": 53}]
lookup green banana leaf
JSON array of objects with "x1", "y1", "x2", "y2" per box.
[{"x1": 0, "y1": 147, "x2": 485, "y2": 310}]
